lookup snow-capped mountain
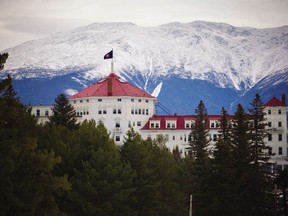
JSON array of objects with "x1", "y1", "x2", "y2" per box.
[{"x1": 1, "y1": 21, "x2": 288, "y2": 114}]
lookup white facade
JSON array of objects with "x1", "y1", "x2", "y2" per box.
[
  {"x1": 31, "y1": 74, "x2": 287, "y2": 168},
  {"x1": 70, "y1": 96, "x2": 156, "y2": 143},
  {"x1": 264, "y1": 104, "x2": 288, "y2": 167}
]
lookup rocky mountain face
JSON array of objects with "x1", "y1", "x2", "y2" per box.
[{"x1": 1, "y1": 21, "x2": 288, "y2": 114}]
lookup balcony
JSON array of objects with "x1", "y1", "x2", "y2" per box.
[
  {"x1": 114, "y1": 127, "x2": 123, "y2": 133},
  {"x1": 267, "y1": 127, "x2": 284, "y2": 133}
]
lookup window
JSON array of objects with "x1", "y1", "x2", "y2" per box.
[
  {"x1": 142, "y1": 109, "x2": 145, "y2": 115},
  {"x1": 173, "y1": 135, "x2": 175, "y2": 140},
  {"x1": 98, "y1": 99, "x2": 102, "y2": 102},
  {"x1": 45, "y1": 110, "x2": 49, "y2": 116},
  {"x1": 115, "y1": 122, "x2": 120, "y2": 128},
  {"x1": 73, "y1": 101, "x2": 76, "y2": 104},
  {"x1": 186, "y1": 123, "x2": 190, "y2": 128},
  {"x1": 131, "y1": 109, "x2": 134, "y2": 114},
  {"x1": 213, "y1": 134, "x2": 217, "y2": 141},
  {"x1": 279, "y1": 134, "x2": 283, "y2": 141},
  {"x1": 155, "y1": 123, "x2": 160, "y2": 128},
  {"x1": 138, "y1": 109, "x2": 141, "y2": 114},
  {"x1": 211, "y1": 123, "x2": 215, "y2": 128},
  {"x1": 167, "y1": 123, "x2": 171, "y2": 128},
  {"x1": 137, "y1": 121, "x2": 141, "y2": 126},
  {"x1": 138, "y1": 99, "x2": 141, "y2": 102},
  {"x1": 216, "y1": 123, "x2": 220, "y2": 128},
  {"x1": 268, "y1": 122, "x2": 272, "y2": 127},
  {"x1": 36, "y1": 109, "x2": 40, "y2": 116},
  {"x1": 98, "y1": 110, "x2": 102, "y2": 114},
  {"x1": 268, "y1": 147, "x2": 272, "y2": 155},
  {"x1": 131, "y1": 99, "x2": 134, "y2": 102},
  {"x1": 278, "y1": 109, "x2": 282, "y2": 114},
  {"x1": 80, "y1": 100, "x2": 83, "y2": 103},
  {"x1": 128, "y1": 121, "x2": 132, "y2": 128},
  {"x1": 115, "y1": 136, "x2": 120, "y2": 142},
  {"x1": 103, "y1": 109, "x2": 107, "y2": 114},
  {"x1": 135, "y1": 109, "x2": 138, "y2": 114},
  {"x1": 279, "y1": 147, "x2": 283, "y2": 155},
  {"x1": 117, "y1": 98, "x2": 122, "y2": 102},
  {"x1": 86, "y1": 99, "x2": 89, "y2": 102},
  {"x1": 113, "y1": 108, "x2": 117, "y2": 114},
  {"x1": 268, "y1": 134, "x2": 272, "y2": 141},
  {"x1": 278, "y1": 122, "x2": 282, "y2": 127},
  {"x1": 145, "y1": 100, "x2": 148, "y2": 103},
  {"x1": 150, "y1": 123, "x2": 154, "y2": 128},
  {"x1": 146, "y1": 109, "x2": 149, "y2": 115},
  {"x1": 171, "y1": 123, "x2": 176, "y2": 128},
  {"x1": 118, "y1": 109, "x2": 121, "y2": 114},
  {"x1": 268, "y1": 109, "x2": 271, "y2": 114}
]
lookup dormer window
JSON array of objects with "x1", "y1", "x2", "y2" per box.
[
  {"x1": 166, "y1": 120, "x2": 176, "y2": 129},
  {"x1": 150, "y1": 120, "x2": 160, "y2": 129}
]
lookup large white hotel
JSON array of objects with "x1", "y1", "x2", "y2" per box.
[{"x1": 32, "y1": 72, "x2": 288, "y2": 169}]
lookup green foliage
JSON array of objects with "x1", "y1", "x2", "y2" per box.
[
  {"x1": 66, "y1": 120, "x2": 136, "y2": 216},
  {"x1": 209, "y1": 107, "x2": 235, "y2": 215},
  {"x1": 189, "y1": 100, "x2": 210, "y2": 164},
  {"x1": 0, "y1": 75, "x2": 70, "y2": 215},
  {"x1": 188, "y1": 100, "x2": 212, "y2": 216},
  {"x1": 49, "y1": 93, "x2": 79, "y2": 130},
  {"x1": 121, "y1": 129, "x2": 185, "y2": 215}
]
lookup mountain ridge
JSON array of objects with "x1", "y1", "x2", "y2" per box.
[{"x1": 1, "y1": 21, "x2": 287, "y2": 114}]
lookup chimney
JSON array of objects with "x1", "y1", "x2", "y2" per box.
[
  {"x1": 282, "y1": 94, "x2": 286, "y2": 105},
  {"x1": 107, "y1": 77, "x2": 112, "y2": 96}
]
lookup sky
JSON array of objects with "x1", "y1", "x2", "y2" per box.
[{"x1": 0, "y1": 0, "x2": 287, "y2": 51}]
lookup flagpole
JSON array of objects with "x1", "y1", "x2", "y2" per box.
[{"x1": 111, "y1": 49, "x2": 114, "y2": 72}]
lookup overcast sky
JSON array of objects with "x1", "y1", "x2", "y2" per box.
[{"x1": 0, "y1": 0, "x2": 287, "y2": 51}]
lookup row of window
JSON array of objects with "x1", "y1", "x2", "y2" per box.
[
  {"x1": 267, "y1": 121, "x2": 282, "y2": 127},
  {"x1": 74, "y1": 98, "x2": 149, "y2": 103},
  {"x1": 268, "y1": 134, "x2": 283, "y2": 141},
  {"x1": 267, "y1": 109, "x2": 283, "y2": 114},
  {"x1": 36, "y1": 109, "x2": 49, "y2": 116},
  {"x1": 268, "y1": 147, "x2": 283, "y2": 156},
  {"x1": 131, "y1": 108, "x2": 149, "y2": 115},
  {"x1": 73, "y1": 99, "x2": 89, "y2": 104}
]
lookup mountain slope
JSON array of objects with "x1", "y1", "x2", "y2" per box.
[{"x1": 1, "y1": 21, "x2": 288, "y2": 113}]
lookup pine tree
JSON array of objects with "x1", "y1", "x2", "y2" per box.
[
  {"x1": 0, "y1": 76, "x2": 70, "y2": 215},
  {"x1": 188, "y1": 100, "x2": 212, "y2": 216},
  {"x1": 49, "y1": 93, "x2": 79, "y2": 130},
  {"x1": 209, "y1": 107, "x2": 234, "y2": 215},
  {"x1": 275, "y1": 169, "x2": 288, "y2": 216},
  {"x1": 248, "y1": 93, "x2": 269, "y2": 164},
  {"x1": 189, "y1": 100, "x2": 210, "y2": 163},
  {"x1": 66, "y1": 120, "x2": 136, "y2": 216}
]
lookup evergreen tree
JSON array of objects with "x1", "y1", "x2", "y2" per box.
[
  {"x1": 0, "y1": 76, "x2": 70, "y2": 215},
  {"x1": 49, "y1": 93, "x2": 79, "y2": 130},
  {"x1": 275, "y1": 169, "x2": 288, "y2": 216},
  {"x1": 230, "y1": 104, "x2": 252, "y2": 215},
  {"x1": 209, "y1": 107, "x2": 234, "y2": 215},
  {"x1": 66, "y1": 120, "x2": 136, "y2": 216},
  {"x1": 188, "y1": 100, "x2": 212, "y2": 216},
  {"x1": 121, "y1": 129, "x2": 185, "y2": 215},
  {"x1": 248, "y1": 93, "x2": 269, "y2": 164},
  {"x1": 189, "y1": 100, "x2": 210, "y2": 163},
  {"x1": 247, "y1": 94, "x2": 274, "y2": 215}
]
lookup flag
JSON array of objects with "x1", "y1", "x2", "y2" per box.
[{"x1": 104, "y1": 50, "x2": 113, "y2": 59}]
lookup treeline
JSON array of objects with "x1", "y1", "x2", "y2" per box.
[{"x1": 0, "y1": 53, "x2": 287, "y2": 215}]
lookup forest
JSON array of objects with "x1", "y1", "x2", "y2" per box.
[{"x1": 0, "y1": 53, "x2": 287, "y2": 216}]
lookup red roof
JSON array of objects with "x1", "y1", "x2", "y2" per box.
[
  {"x1": 141, "y1": 115, "x2": 225, "y2": 131},
  {"x1": 264, "y1": 96, "x2": 286, "y2": 107},
  {"x1": 70, "y1": 73, "x2": 155, "y2": 99}
]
